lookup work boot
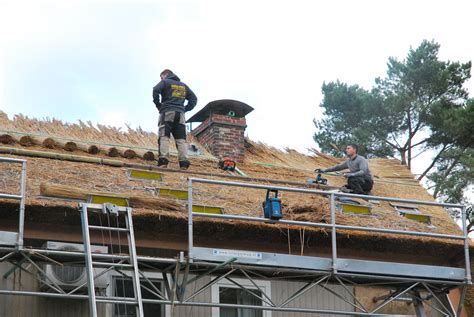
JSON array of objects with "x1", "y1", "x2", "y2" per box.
[
  {"x1": 157, "y1": 157, "x2": 169, "y2": 168},
  {"x1": 179, "y1": 160, "x2": 191, "y2": 170},
  {"x1": 340, "y1": 187, "x2": 353, "y2": 193}
]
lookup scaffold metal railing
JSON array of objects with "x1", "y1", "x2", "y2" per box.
[
  {"x1": 0, "y1": 158, "x2": 471, "y2": 317},
  {"x1": 186, "y1": 177, "x2": 472, "y2": 317}
]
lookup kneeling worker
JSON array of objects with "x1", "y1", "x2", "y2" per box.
[
  {"x1": 153, "y1": 69, "x2": 197, "y2": 169},
  {"x1": 316, "y1": 144, "x2": 373, "y2": 195}
]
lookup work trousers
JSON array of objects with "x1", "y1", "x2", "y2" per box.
[
  {"x1": 158, "y1": 111, "x2": 188, "y2": 161},
  {"x1": 347, "y1": 175, "x2": 374, "y2": 195}
]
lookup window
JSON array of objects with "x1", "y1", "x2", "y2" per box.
[
  {"x1": 112, "y1": 276, "x2": 164, "y2": 317},
  {"x1": 390, "y1": 202, "x2": 421, "y2": 214},
  {"x1": 220, "y1": 287, "x2": 263, "y2": 317},
  {"x1": 212, "y1": 278, "x2": 271, "y2": 317}
]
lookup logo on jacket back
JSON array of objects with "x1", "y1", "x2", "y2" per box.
[{"x1": 171, "y1": 84, "x2": 186, "y2": 99}]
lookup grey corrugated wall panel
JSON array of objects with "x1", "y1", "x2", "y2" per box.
[
  {"x1": 172, "y1": 275, "x2": 212, "y2": 317},
  {"x1": 271, "y1": 280, "x2": 355, "y2": 317},
  {"x1": 0, "y1": 262, "x2": 41, "y2": 317},
  {"x1": 0, "y1": 262, "x2": 103, "y2": 317}
]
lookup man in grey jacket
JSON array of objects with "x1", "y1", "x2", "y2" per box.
[{"x1": 316, "y1": 144, "x2": 374, "y2": 195}]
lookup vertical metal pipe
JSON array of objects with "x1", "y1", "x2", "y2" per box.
[
  {"x1": 17, "y1": 161, "x2": 27, "y2": 249},
  {"x1": 330, "y1": 193, "x2": 337, "y2": 273},
  {"x1": 187, "y1": 178, "x2": 194, "y2": 262},
  {"x1": 80, "y1": 204, "x2": 98, "y2": 317},
  {"x1": 412, "y1": 291, "x2": 427, "y2": 317},
  {"x1": 126, "y1": 207, "x2": 144, "y2": 317},
  {"x1": 458, "y1": 205, "x2": 471, "y2": 317},
  {"x1": 461, "y1": 206, "x2": 471, "y2": 284},
  {"x1": 457, "y1": 285, "x2": 467, "y2": 317}
]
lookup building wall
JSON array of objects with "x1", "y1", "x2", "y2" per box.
[
  {"x1": 0, "y1": 262, "x2": 105, "y2": 317},
  {"x1": 1, "y1": 261, "x2": 448, "y2": 317},
  {"x1": 0, "y1": 261, "x2": 355, "y2": 317}
]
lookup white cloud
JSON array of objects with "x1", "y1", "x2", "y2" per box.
[
  {"x1": 142, "y1": 0, "x2": 474, "y2": 153},
  {"x1": 1, "y1": 0, "x2": 473, "y2": 159},
  {"x1": 96, "y1": 110, "x2": 129, "y2": 129}
]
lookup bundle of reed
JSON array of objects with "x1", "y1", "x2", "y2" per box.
[
  {"x1": 54, "y1": 140, "x2": 77, "y2": 151},
  {"x1": 0, "y1": 146, "x2": 125, "y2": 166},
  {"x1": 122, "y1": 149, "x2": 137, "y2": 159},
  {"x1": 74, "y1": 142, "x2": 100, "y2": 154},
  {"x1": 105, "y1": 146, "x2": 120, "y2": 157},
  {"x1": 0, "y1": 134, "x2": 14, "y2": 144},
  {"x1": 1, "y1": 133, "x2": 57, "y2": 149},
  {"x1": 19, "y1": 135, "x2": 35, "y2": 146},
  {"x1": 41, "y1": 137, "x2": 56, "y2": 149},
  {"x1": 135, "y1": 149, "x2": 156, "y2": 161},
  {"x1": 6, "y1": 134, "x2": 36, "y2": 146},
  {"x1": 143, "y1": 151, "x2": 155, "y2": 161}
]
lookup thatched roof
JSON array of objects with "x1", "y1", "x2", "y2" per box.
[
  {"x1": 0, "y1": 111, "x2": 472, "y2": 315},
  {"x1": 0, "y1": 112, "x2": 467, "y2": 260}
]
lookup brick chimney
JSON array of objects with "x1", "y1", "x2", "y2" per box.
[{"x1": 188, "y1": 100, "x2": 254, "y2": 163}]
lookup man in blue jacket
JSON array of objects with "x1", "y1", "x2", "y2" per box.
[
  {"x1": 153, "y1": 69, "x2": 197, "y2": 169},
  {"x1": 316, "y1": 144, "x2": 374, "y2": 195}
]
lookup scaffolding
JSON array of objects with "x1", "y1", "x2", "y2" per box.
[
  {"x1": 0, "y1": 157, "x2": 26, "y2": 249},
  {"x1": 0, "y1": 157, "x2": 471, "y2": 317}
]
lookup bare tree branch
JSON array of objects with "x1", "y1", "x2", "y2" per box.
[
  {"x1": 410, "y1": 138, "x2": 430, "y2": 149},
  {"x1": 417, "y1": 144, "x2": 449, "y2": 181}
]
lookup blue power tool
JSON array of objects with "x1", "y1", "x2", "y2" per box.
[
  {"x1": 263, "y1": 189, "x2": 283, "y2": 220},
  {"x1": 307, "y1": 173, "x2": 328, "y2": 185}
]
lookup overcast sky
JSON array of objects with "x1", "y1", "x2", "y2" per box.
[{"x1": 1, "y1": 0, "x2": 473, "y2": 177}]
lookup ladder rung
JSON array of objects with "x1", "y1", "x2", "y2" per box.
[
  {"x1": 92, "y1": 262, "x2": 134, "y2": 268},
  {"x1": 88, "y1": 225, "x2": 129, "y2": 232}
]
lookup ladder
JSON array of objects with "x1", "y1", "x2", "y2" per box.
[
  {"x1": 0, "y1": 157, "x2": 27, "y2": 249},
  {"x1": 80, "y1": 202, "x2": 144, "y2": 317}
]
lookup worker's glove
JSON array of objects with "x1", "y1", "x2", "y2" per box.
[{"x1": 315, "y1": 168, "x2": 325, "y2": 173}]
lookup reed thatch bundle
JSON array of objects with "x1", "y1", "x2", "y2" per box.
[
  {"x1": 75, "y1": 142, "x2": 100, "y2": 154},
  {"x1": 0, "y1": 134, "x2": 14, "y2": 144},
  {"x1": 143, "y1": 151, "x2": 155, "y2": 161},
  {"x1": 108, "y1": 147, "x2": 120, "y2": 157},
  {"x1": 0, "y1": 111, "x2": 215, "y2": 159},
  {"x1": 122, "y1": 149, "x2": 137, "y2": 159},
  {"x1": 87, "y1": 145, "x2": 100, "y2": 154},
  {"x1": 19, "y1": 135, "x2": 35, "y2": 146},
  {"x1": 41, "y1": 137, "x2": 56, "y2": 149}
]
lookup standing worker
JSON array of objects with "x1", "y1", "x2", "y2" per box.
[
  {"x1": 315, "y1": 144, "x2": 374, "y2": 195},
  {"x1": 153, "y1": 69, "x2": 197, "y2": 169}
]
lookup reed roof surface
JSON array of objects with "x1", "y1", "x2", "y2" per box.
[
  {"x1": 0, "y1": 112, "x2": 466, "y2": 255},
  {"x1": 0, "y1": 113, "x2": 472, "y2": 317}
]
